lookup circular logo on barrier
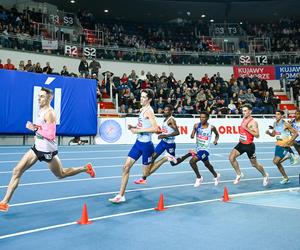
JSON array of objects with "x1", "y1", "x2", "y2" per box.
[{"x1": 99, "y1": 120, "x2": 122, "y2": 143}]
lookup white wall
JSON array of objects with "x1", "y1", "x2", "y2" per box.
[
  {"x1": 95, "y1": 117, "x2": 276, "y2": 145},
  {"x1": 0, "y1": 49, "x2": 233, "y2": 80},
  {"x1": 0, "y1": 48, "x2": 281, "y2": 89}
]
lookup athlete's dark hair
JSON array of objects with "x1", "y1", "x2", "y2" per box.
[
  {"x1": 242, "y1": 103, "x2": 252, "y2": 110},
  {"x1": 141, "y1": 89, "x2": 154, "y2": 100},
  {"x1": 199, "y1": 111, "x2": 209, "y2": 119},
  {"x1": 276, "y1": 110, "x2": 285, "y2": 115},
  {"x1": 41, "y1": 87, "x2": 53, "y2": 96},
  {"x1": 165, "y1": 104, "x2": 174, "y2": 111}
]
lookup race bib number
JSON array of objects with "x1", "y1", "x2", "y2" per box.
[{"x1": 239, "y1": 134, "x2": 247, "y2": 141}]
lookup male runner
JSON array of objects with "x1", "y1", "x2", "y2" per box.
[
  {"x1": 189, "y1": 111, "x2": 220, "y2": 187},
  {"x1": 0, "y1": 87, "x2": 95, "y2": 212},
  {"x1": 134, "y1": 104, "x2": 179, "y2": 184},
  {"x1": 109, "y1": 89, "x2": 159, "y2": 203},
  {"x1": 266, "y1": 110, "x2": 298, "y2": 184},
  {"x1": 229, "y1": 104, "x2": 269, "y2": 186}
]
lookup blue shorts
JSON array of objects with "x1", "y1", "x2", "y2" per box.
[
  {"x1": 196, "y1": 150, "x2": 209, "y2": 162},
  {"x1": 128, "y1": 140, "x2": 154, "y2": 165},
  {"x1": 275, "y1": 145, "x2": 289, "y2": 159},
  {"x1": 295, "y1": 140, "x2": 300, "y2": 146},
  {"x1": 154, "y1": 140, "x2": 176, "y2": 157}
]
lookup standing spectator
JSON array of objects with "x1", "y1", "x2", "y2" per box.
[
  {"x1": 61, "y1": 66, "x2": 69, "y2": 76},
  {"x1": 25, "y1": 60, "x2": 34, "y2": 72},
  {"x1": 78, "y1": 57, "x2": 89, "y2": 77},
  {"x1": 201, "y1": 73, "x2": 210, "y2": 84},
  {"x1": 185, "y1": 73, "x2": 194, "y2": 88},
  {"x1": 35, "y1": 62, "x2": 43, "y2": 73},
  {"x1": 18, "y1": 60, "x2": 25, "y2": 71},
  {"x1": 3, "y1": 58, "x2": 15, "y2": 70},
  {"x1": 89, "y1": 58, "x2": 101, "y2": 77},
  {"x1": 167, "y1": 72, "x2": 177, "y2": 89},
  {"x1": 43, "y1": 62, "x2": 53, "y2": 74}
]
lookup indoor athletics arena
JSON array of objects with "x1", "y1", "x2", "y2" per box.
[{"x1": 0, "y1": 0, "x2": 300, "y2": 249}]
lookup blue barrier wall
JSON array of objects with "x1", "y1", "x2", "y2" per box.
[{"x1": 0, "y1": 70, "x2": 97, "y2": 135}]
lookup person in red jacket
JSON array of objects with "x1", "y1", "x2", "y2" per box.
[{"x1": 3, "y1": 58, "x2": 15, "y2": 70}]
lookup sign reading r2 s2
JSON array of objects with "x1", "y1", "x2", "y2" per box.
[{"x1": 64, "y1": 45, "x2": 96, "y2": 58}]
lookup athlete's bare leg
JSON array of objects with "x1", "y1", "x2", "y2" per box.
[
  {"x1": 229, "y1": 149, "x2": 242, "y2": 175},
  {"x1": 1, "y1": 150, "x2": 38, "y2": 203},
  {"x1": 273, "y1": 156, "x2": 289, "y2": 179},
  {"x1": 48, "y1": 155, "x2": 88, "y2": 179},
  {"x1": 250, "y1": 158, "x2": 268, "y2": 177},
  {"x1": 148, "y1": 157, "x2": 168, "y2": 176},
  {"x1": 119, "y1": 157, "x2": 136, "y2": 196},
  {"x1": 189, "y1": 157, "x2": 201, "y2": 178}
]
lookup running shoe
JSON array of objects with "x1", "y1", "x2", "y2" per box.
[
  {"x1": 134, "y1": 178, "x2": 147, "y2": 184},
  {"x1": 280, "y1": 178, "x2": 290, "y2": 184},
  {"x1": 290, "y1": 154, "x2": 299, "y2": 165},
  {"x1": 0, "y1": 202, "x2": 9, "y2": 212},
  {"x1": 194, "y1": 176, "x2": 203, "y2": 187},
  {"x1": 86, "y1": 163, "x2": 96, "y2": 178},
  {"x1": 263, "y1": 173, "x2": 269, "y2": 187},
  {"x1": 109, "y1": 195, "x2": 126, "y2": 203},
  {"x1": 164, "y1": 152, "x2": 177, "y2": 164},
  {"x1": 214, "y1": 173, "x2": 221, "y2": 186},
  {"x1": 233, "y1": 172, "x2": 244, "y2": 184}
]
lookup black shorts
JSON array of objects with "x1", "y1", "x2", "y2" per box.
[
  {"x1": 234, "y1": 142, "x2": 256, "y2": 159},
  {"x1": 31, "y1": 145, "x2": 58, "y2": 163}
]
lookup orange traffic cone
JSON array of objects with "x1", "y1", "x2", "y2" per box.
[
  {"x1": 223, "y1": 187, "x2": 230, "y2": 202},
  {"x1": 77, "y1": 203, "x2": 92, "y2": 225},
  {"x1": 154, "y1": 194, "x2": 167, "y2": 211}
]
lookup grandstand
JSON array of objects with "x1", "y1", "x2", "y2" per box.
[{"x1": 1, "y1": 1, "x2": 300, "y2": 118}]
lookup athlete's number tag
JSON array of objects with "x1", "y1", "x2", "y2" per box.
[
  {"x1": 239, "y1": 134, "x2": 247, "y2": 141},
  {"x1": 44, "y1": 153, "x2": 52, "y2": 160},
  {"x1": 197, "y1": 135, "x2": 208, "y2": 147}
]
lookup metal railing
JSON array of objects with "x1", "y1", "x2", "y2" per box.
[{"x1": 1, "y1": 33, "x2": 300, "y2": 65}]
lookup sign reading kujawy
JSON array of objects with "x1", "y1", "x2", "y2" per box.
[
  {"x1": 275, "y1": 65, "x2": 300, "y2": 80},
  {"x1": 233, "y1": 66, "x2": 276, "y2": 80}
]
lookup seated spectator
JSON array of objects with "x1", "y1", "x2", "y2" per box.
[
  {"x1": 244, "y1": 88, "x2": 256, "y2": 105},
  {"x1": 228, "y1": 99, "x2": 238, "y2": 114},
  {"x1": 0, "y1": 59, "x2": 3, "y2": 69}
]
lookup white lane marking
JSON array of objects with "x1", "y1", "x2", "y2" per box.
[{"x1": 0, "y1": 187, "x2": 298, "y2": 240}]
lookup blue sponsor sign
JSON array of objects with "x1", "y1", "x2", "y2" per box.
[
  {"x1": 0, "y1": 70, "x2": 97, "y2": 135},
  {"x1": 275, "y1": 65, "x2": 300, "y2": 80}
]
